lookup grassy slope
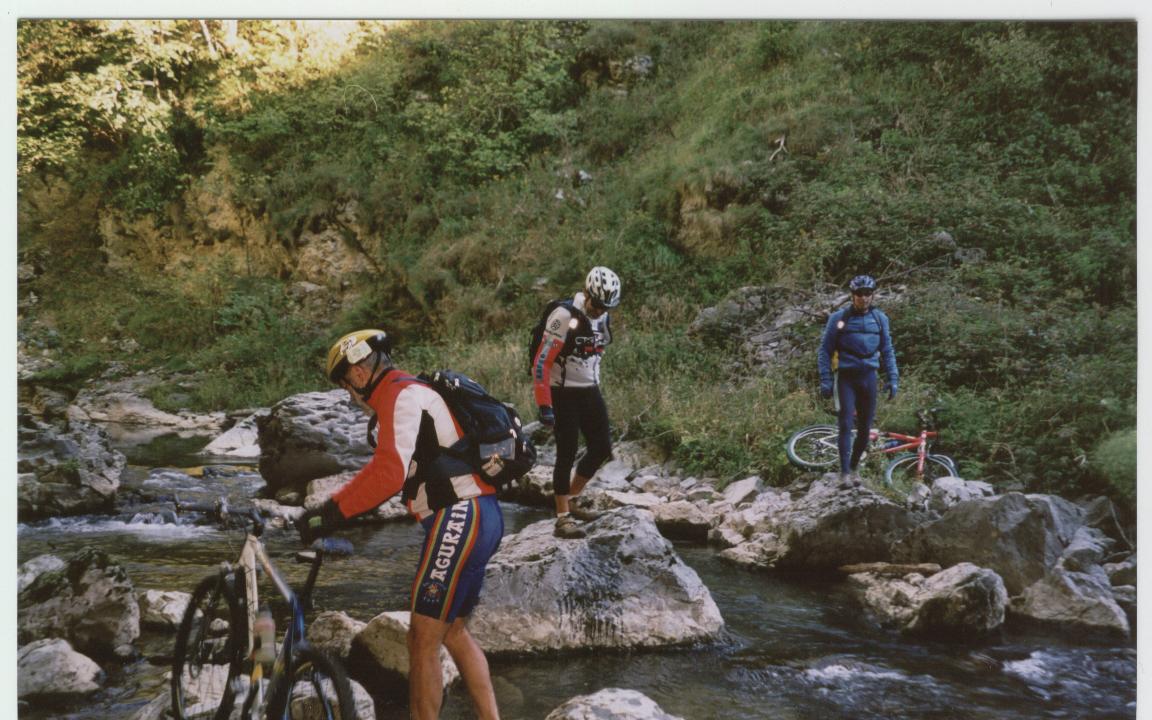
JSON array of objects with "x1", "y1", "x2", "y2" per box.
[{"x1": 21, "y1": 21, "x2": 1136, "y2": 500}]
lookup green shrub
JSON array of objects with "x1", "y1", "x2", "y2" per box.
[
  {"x1": 753, "y1": 22, "x2": 799, "y2": 67},
  {"x1": 1093, "y1": 429, "x2": 1136, "y2": 505}
]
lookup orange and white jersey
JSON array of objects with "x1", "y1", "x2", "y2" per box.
[
  {"x1": 531, "y1": 292, "x2": 611, "y2": 407},
  {"x1": 331, "y1": 369, "x2": 495, "y2": 522}
]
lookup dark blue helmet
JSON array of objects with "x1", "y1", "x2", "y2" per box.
[{"x1": 849, "y1": 275, "x2": 877, "y2": 293}]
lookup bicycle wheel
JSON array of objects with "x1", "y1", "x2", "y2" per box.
[
  {"x1": 883, "y1": 453, "x2": 956, "y2": 489},
  {"x1": 172, "y1": 572, "x2": 247, "y2": 720},
  {"x1": 936, "y1": 454, "x2": 959, "y2": 476},
  {"x1": 283, "y1": 646, "x2": 357, "y2": 720},
  {"x1": 785, "y1": 425, "x2": 840, "y2": 469}
]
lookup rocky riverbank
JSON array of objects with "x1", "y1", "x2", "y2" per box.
[{"x1": 15, "y1": 375, "x2": 1136, "y2": 717}]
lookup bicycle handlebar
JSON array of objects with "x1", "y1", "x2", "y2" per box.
[{"x1": 312, "y1": 537, "x2": 354, "y2": 556}]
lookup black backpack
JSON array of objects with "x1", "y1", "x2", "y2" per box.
[
  {"x1": 414, "y1": 369, "x2": 537, "y2": 488},
  {"x1": 526, "y1": 298, "x2": 584, "y2": 378}
]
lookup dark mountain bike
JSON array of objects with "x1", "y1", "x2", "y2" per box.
[{"x1": 171, "y1": 506, "x2": 356, "y2": 720}]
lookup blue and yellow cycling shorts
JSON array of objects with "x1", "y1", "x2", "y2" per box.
[{"x1": 412, "y1": 494, "x2": 503, "y2": 622}]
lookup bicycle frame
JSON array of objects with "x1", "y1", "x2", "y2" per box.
[
  {"x1": 870, "y1": 428, "x2": 937, "y2": 474},
  {"x1": 228, "y1": 516, "x2": 325, "y2": 720},
  {"x1": 869, "y1": 408, "x2": 947, "y2": 477}
]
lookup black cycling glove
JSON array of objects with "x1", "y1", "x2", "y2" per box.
[{"x1": 294, "y1": 498, "x2": 344, "y2": 545}]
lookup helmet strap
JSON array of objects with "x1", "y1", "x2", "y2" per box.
[{"x1": 349, "y1": 353, "x2": 391, "y2": 403}]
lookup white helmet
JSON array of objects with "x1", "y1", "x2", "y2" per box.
[{"x1": 585, "y1": 266, "x2": 621, "y2": 308}]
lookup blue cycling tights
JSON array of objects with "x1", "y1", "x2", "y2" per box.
[{"x1": 837, "y1": 368, "x2": 877, "y2": 474}]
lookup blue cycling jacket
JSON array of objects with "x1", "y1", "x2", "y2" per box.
[{"x1": 817, "y1": 306, "x2": 898, "y2": 390}]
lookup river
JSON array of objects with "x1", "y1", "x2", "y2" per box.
[{"x1": 16, "y1": 435, "x2": 1137, "y2": 720}]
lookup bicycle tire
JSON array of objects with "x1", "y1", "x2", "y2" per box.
[
  {"x1": 883, "y1": 453, "x2": 956, "y2": 489},
  {"x1": 785, "y1": 425, "x2": 840, "y2": 469},
  {"x1": 282, "y1": 645, "x2": 357, "y2": 720},
  {"x1": 936, "y1": 454, "x2": 959, "y2": 476},
  {"x1": 172, "y1": 572, "x2": 247, "y2": 720}
]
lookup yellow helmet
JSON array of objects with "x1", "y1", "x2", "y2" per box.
[{"x1": 325, "y1": 329, "x2": 391, "y2": 384}]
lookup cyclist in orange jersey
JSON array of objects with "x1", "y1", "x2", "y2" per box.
[{"x1": 297, "y1": 329, "x2": 502, "y2": 720}]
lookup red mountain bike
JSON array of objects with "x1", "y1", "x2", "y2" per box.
[{"x1": 786, "y1": 408, "x2": 957, "y2": 486}]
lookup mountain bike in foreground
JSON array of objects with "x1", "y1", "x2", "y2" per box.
[
  {"x1": 171, "y1": 506, "x2": 356, "y2": 720},
  {"x1": 786, "y1": 407, "x2": 958, "y2": 486}
]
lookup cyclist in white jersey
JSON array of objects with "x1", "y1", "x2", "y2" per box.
[{"x1": 530, "y1": 267, "x2": 621, "y2": 538}]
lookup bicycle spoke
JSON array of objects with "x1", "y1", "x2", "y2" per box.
[{"x1": 786, "y1": 425, "x2": 839, "y2": 469}]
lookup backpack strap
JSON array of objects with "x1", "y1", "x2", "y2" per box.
[{"x1": 542, "y1": 298, "x2": 588, "y2": 387}]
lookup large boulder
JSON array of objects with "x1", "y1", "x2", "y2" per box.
[
  {"x1": 1010, "y1": 566, "x2": 1130, "y2": 640},
  {"x1": 350, "y1": 611, "x2": 459, "y2": 694},
  {"x1": 927, "y1": 476, "x2": 996, "y2": 515},
  {"x1": 17, "y1": 554, "x2": 66, "y2": 593},
  {"x1": 651, "y1": 499, "x2": 713, "y2": 542},
  {"x1": 256, "y1": 390, "x2": 372, "y2": 493},
  {"x1": 137, "y1": 590, "x2": 190, "y2": 629},
  {"x1": 308, "y1": 610, "x2": 367, "y2": 661},
  {"x1": 200, "y1": 411, "x2": 264, "y2": 458},
  {"x1": 892, "y1": 492, "x2": 1085, "y2": 595},
  {"x1": 17, "y1": 638, "x2": 104, "y2": 699},
  {"x1": 718, "y1": 476, "x2": 918, "y2": 570},
  {"x1": 905, "y1": 563, "x2": 1008, "y2": 634},
  {"x1": 721, "y1": 475, "x2": 764, "y2": 506},
  {"x1": 848, "y1": 563, "x2": 1007, "y2": 636},
  {"x1": 18, "y1": 548, "x2": 141, "y2": 658},
  {"x1": 469, "y1": 506, "x2": 723, "y2": 653},
  {"x1": 17, "y1": 415, "x2": 125, "y2": 520},
  {"x1": 545, "y1": 688, "x2": 685, "y2": 720}
]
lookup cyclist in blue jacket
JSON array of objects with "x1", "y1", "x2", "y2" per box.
[{"x1": 817, "y1": 275, "x2": 899, "y2": 486}]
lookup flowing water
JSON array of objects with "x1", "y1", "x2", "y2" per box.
[{"x1": 17, "y1": 435, "x2": 1136, "y2": 720}]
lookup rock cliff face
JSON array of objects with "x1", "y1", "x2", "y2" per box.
[
  {"x1": 22, "y1": 149, "x2": 380, "y2": 320},
  {"x1": 18, "y1": 415, "x2": 126, "y2": 520}
]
